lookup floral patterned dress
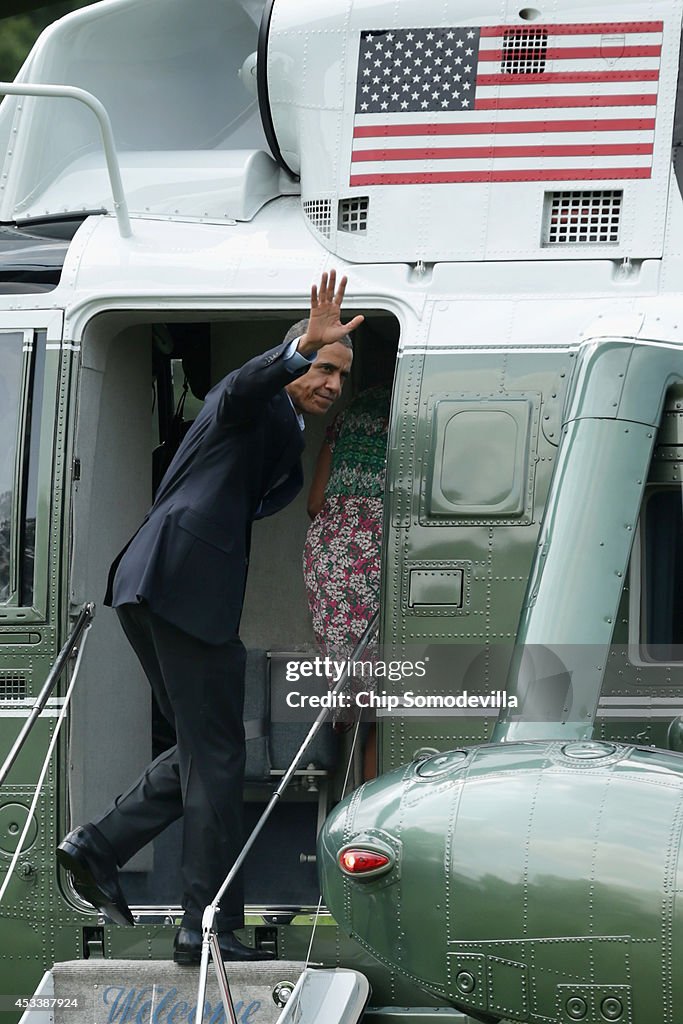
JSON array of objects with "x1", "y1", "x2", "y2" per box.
[{"x1": 303, "y1": 386, "x2": 390, "y2": 663}]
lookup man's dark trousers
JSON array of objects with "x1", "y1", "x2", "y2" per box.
[{"x1": 93, "y1": 602, "x2": 247, "y2": 930}]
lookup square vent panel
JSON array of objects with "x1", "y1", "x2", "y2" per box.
[
  {"x1": 0, "y1": 672, "x2": 28, "y2": 701},
  {"x1": 543, "y1": 190, "x2": 623, "y2": 245},
  {"x1": 502, "y1": 27, "x2": 548, "y2": 74},
  {"x1": 303, "y1": 199, "x2": 332, "y2": 238},
  {"x1": 339, "y1": 197, "x2": 369, "y2": 233}
]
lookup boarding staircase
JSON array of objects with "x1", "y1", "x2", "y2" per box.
[
  {"x1": 37, "y1": 959, "x2": 308, "y2": 1024},
  {"x1": 29, "y1": 958, "x2": 371, "y2": 1024}
]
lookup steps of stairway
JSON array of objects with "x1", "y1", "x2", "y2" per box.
[{"x1": 51, "y1": 959, "x2": 309, "y2": 1024}]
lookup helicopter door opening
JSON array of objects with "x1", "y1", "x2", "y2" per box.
[{"x1": 67, "y1": 308, "x2": 398, "y2": 917}]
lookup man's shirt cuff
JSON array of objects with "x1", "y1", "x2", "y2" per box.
[{"x1": 283, "y1": 337, "x2": 315, "y2": 369}]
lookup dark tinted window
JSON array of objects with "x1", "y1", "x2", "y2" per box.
[
  {"x1": 642, "y1": 488, "x2": 683, "y2": 661},
  {"x1": 0, "y1": 332, "x2": 25, "y2": 602},
  {"x1": 20, "y1": 331, "x2": 46, "y2": 606}
]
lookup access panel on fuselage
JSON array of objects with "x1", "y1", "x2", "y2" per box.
[{"x1": 381, "y1": 344, "x2": 574, "y2": 768}]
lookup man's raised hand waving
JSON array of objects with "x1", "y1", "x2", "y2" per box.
[{"x1": 297, "y1": 270, "x2": 364, "y2": 357}]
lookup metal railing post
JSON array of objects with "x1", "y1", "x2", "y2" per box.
[
  {"x1": 0, "y1": 602, "x2": 95, "y2": 788},
  {"x1": 0, "y1": 604, "x2": 95, "y2": 905},
  {"x1": 195, "y1": 611, "x2": 380, "y2": 1024},
  {"x1": 0, "y1": 83, "x2": 132, "y2": 238}
]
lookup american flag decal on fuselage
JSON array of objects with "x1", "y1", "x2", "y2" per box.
[{"x1": 351, "y1": 21, "x2": 663, "y2": 185}]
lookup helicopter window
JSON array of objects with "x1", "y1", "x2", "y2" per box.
[
  {"x1": 0, "y1": 332, "x2": 29, "y2": 604},
  {"x1": 639, "y1": 488, "x2": 683, "y2": 661},
  {"x1": 20, "y1": 331, "x2": 46, "y2": 607},
  {"x1": 426, "y1": 397, "x2": 535, "y2": 519}
]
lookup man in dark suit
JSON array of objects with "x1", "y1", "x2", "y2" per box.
[{"x1": 57, "y1": 271, "x2": 363, "y2": 962}]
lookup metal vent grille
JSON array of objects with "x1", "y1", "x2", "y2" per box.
[
  {"x1": 339, "y1": 197, "x2": 369, "y2": 233},
  {"x1": 303, "y1": 199, "x2": 332, "y2": 238},
  {"x1": 502, "y1": 27, "x2": 548, "y2": 74},
  {"x1": 0, "y1": 673, "x2": 28, "y2": 701},
  {"x1": 544, "y1": 190, "x2": 623, "y2": 245}
]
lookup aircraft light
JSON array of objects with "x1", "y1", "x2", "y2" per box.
[{"x1": 339, "y1": 848, "x2": 391, "y2": 877}]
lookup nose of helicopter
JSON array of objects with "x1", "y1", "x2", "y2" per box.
[
  {"x1": 317, "y1": 740, "x2": 683, "y2": 1022},
  {"x1": 317, "y1": 763, "x2": 455, "y2": 989},
  {"x1": 317, "y1": 771, "x2": 405, "y2": 937}
]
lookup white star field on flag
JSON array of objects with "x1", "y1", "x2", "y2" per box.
[{"x1": 355, "y1": 26, "x2": 480, "y2": 113}]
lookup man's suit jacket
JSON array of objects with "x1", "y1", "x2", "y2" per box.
[{"x1": 105, "y1": 340, "x2": 309, "y2": 644}]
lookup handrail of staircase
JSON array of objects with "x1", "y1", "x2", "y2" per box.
[
  {"x1": 0, "y1": 602, "x2": 95, "y2": 788},
  {"x1": 194, "y1": 609, "x2": 380, "y2": 1024}
]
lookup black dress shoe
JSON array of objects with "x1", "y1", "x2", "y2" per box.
[
  {"x1": 173, "y1": 927, "x2": 276, "y2": 964},
  {"x1": 56, "y1": 824, "x2": 134, "y2": 927}
]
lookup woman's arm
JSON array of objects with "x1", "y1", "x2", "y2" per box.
[{"x1": 307, "y1": 441, "x2": 333, "y2": 518}]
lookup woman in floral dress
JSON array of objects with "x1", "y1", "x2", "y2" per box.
[{"x1": 303, "y1": 385, "x2": 390, "y2": 740}]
